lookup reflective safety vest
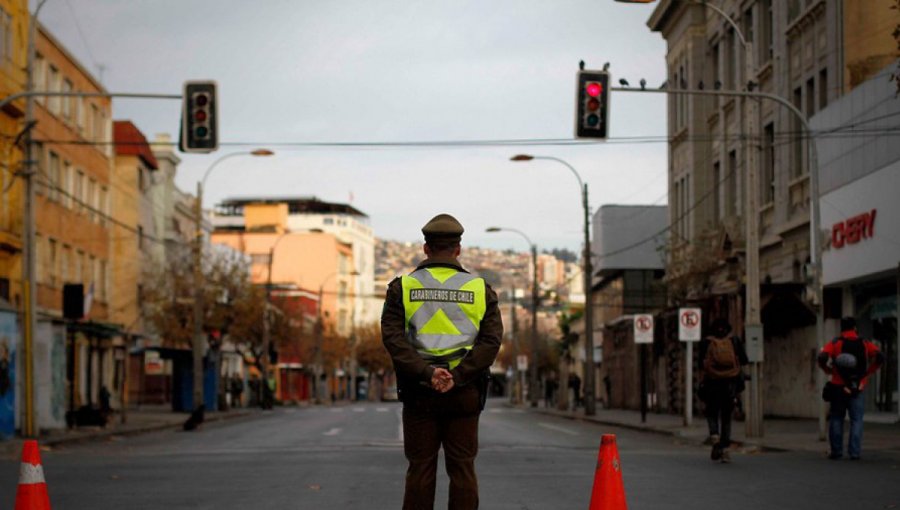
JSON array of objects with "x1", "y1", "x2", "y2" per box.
[{"x1": 401, "y1": 266, "x2": 487, "y2": 369}]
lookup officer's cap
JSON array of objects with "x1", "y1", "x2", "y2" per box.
[{"x1": 422, "y1": 213, "x2": 464, "y2": 244}]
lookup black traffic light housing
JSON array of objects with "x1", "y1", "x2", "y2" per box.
[
  {"x1": 180, "y1": 81, "x2": 219, "y2": 153},
  {"x1": 575, "y1": 70, "x2": 610, "y2": 139}
]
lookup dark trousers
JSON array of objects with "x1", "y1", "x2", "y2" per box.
[
  {"x1": 704, "y1": 380, "x2": 735, "y2": 448},
  {"x1": 402, "y1": 384, "x2": 482, "y2": 510}
]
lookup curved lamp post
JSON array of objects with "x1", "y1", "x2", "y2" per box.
[
  {"x1": 511, "y1": 154, "x2": 596, "y2": 416},
  {"x1": 486, "y1": 227, "x2": 540, "y2": 407},
  {"x1": 192, "y1": 149, "x2": 274, "y2": 418}
]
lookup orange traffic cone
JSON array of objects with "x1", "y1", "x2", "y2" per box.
[
  {"x1": 15, "y1": 440, "x2": 51, "y2": 510},
  {"x1": 588, "y1": 434, "x2": 627, "y2": 510}
]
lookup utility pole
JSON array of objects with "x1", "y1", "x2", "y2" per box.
[
  {"x1": 192, "y1": 182, "x2": 205, "y2": 419},
  {"x1": 583, "y1": 183, "x2": 596, "y2": 416},
  {"x1": 20, "y1": 0, "x2": 49, "y2": 438},
  {"x1": 742, "y1": 38, "x2": 764, "y2": 439},
  {"x1": 529, "y1": 244, "x2": 539, "y2": 408},
  {"x1": 509, "y1": 288, "x2": 519, "y2": 404}
]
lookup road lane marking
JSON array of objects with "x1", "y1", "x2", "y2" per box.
[
  {"x1": 330, "y1": 408, "x2": 344, "y2": 413},
  {"x1": 376, "y1": 407, "x2": 389, "y2": 413},
  {"x1": 353, "y1": 407, "x2": 365, "y2": 413},
  {"x1": 397, "y1": 408, "x2": 404, "y2": 442},
  {"x1": 537, "y1": 422, "x2": 579, "y2": 436},
  {"x1": 323, "y1": 428, "x2": 342, "y2": 436}
]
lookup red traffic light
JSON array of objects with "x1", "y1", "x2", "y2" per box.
[{"x1": 586, "y1": 82, "x2": 602, "y2": 97}]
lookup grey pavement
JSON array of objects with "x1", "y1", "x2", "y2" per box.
[{"x1": 526, "y1": 401, "x2": 900, "y2": 455}]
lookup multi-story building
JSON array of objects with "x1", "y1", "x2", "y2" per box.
[
  {"x1": 212, "y1": 204, "x2": 357, "y2": 403},
  {"x1": 592, "y1": 205, "x2": 667, "y2": 411},
  {"x1": 648, "y1": 0, "x2": 897, "y2": 417},
  {"x1": 31, "y1": 24, "x2": 116, "y2": 428},
  {"x1": 110, "y1": 121, "x2": 160, "y2": 344},
  {"x1": 151, "y1": 134, "x2": 198, "y2": 269},
  {"x1": 814, "y1": 64, "x2": 899, "y2": 418},
  {"x1": 214, "y1": 196, "x2": 376, "y2": 327},
  {"x1": 0, "y1": 0, "x2": 28, "y2": 440}
]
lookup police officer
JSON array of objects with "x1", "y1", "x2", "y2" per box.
[{"x1": 381, "y1": 213, "x2": 503, "y2": 510}]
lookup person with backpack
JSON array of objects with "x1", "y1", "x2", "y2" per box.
[
  {"x1": 817, "y1": 317, "x2": 884, "y2": 460},
  {"x1": 698, "y1": 318, "x2": 748, "y2": 463}
]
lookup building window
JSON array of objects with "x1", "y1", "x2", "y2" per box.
[
  {"x1": 48, "y1": 151, "x2": 61, "y2": 202},
  {"x1": 48, "y1": 238, "x2": 57, "y2": 288},
  {"x1": 0, "y1": 8, "x2": 11, "y2": 62},
  {"x1": 35, "y1": 234, "x2": 42, "y2": 284},
  {"x1": 725, "y1": 28, "x2": 736, "y2": 89},
  {"x1": 793, "y1": 87, "x2": 803, "y2": 177},
  {"x1": 97, "y1": 259, "x2": 106, "y2": 301},
  {"x1": 91, "y1": 104, "x2": 101, "y2": 141},
  {"x1": 806, "y1": 77, "x2": 815, "y2": 116},
  {"x1": 138, "y1": 226, "x2": 144, "y2": 250},
  {"x1": 48, "y1": 65, "x2": 61, "y2": 114},
  {"x1": 762, "y1": 123, "x2": 775, "y2": 204},
  {"x1": 61, "y1": 245, "x2": 71, "y2": 284},
  {"x1": 34, "y1": 54, "x2": 45, "y2": 104},
  {"x1": 713, "y1": 161, "x2": 721, "y2": 221},
  {"x1": 62, "y1": 79, "x2": 73, "y2": 120},
  {"x1": 819, "y1": 68, "x2": 828, "y2": 110},
  {"x1": 761, "y1": 0, "x2": 773, "y2": 63},
  {"x1": 100, "y1": 186, "x2": 108, "y2": 226},
  {"x1": 711, "y1": 42, "x2": 720, "y2": 91},
  {"x1": 250, "y1": 253, "x2": 271, "y2": 265},
  {"x1": 726, "y1": 150, "x2": 737, "y2": 216},
  {"x1": 75, "y1": 170, "x2": 84, "y2": 213},
  {"x1": 743, "y1": 7, "x2": 754, "y2": 44},
  {"x1": 75, "y1": 250, "x2": 84, "y2": 283},
  {"x1": 87, "y1": 178, "x2": 97, "y2": 222},
  {"x1": 63, "y1": 162, "x2": 73, "y2": 208},
  {"x1": 33, "y1": 143, "x2": 45, "y2": 195},
  {"x1": 323, "y1": 217, "x2": 334, "y2": 225},
  {"x1": 87, "y1": 255, "x2": 95, "y2": 289}
]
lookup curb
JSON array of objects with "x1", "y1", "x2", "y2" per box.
[
  {"x1": 514, "y1": 404, "x2": 791, "y2": 453},
  {"x1": 1, "y1": 409, "x2": 260, "y2": 455}
]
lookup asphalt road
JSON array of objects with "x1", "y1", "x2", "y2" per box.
[{"x1": 2, "y1": 398, "x2": 899, "y2": 509}]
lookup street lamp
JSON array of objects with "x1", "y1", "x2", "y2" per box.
[
  {"x1": 191, "y1": 149, "x2": 274, "y2": 421},
  {"x1": 314, "y1": 269, "x2": 360, "y2": 404},
  {"x1": 510, "y1": 154, "x2": 597, "y2": 416},
  {"x1": 486, "y1": 226, "x2": 540, "y2": 407}
]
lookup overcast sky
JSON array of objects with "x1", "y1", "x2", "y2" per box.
[{"x1": 41, "y1": 0, "x2": 668, "y2": 253}]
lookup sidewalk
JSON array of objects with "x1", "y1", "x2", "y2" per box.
[
  {"x1": 0, "y1": 405, "x2": 257, "y2": 458},
  {"x1": 522, "y1": 403, "x2": 900, "y2": 455}
]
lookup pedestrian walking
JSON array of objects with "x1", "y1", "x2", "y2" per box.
[
  {"x1": 818, "y1": 317, "x2": 885, "y2": 460},
  {"x1": 568, "y1": 372, "x2": 582, "y2": 409},
  {"x1": 381, "y1": 213, "x2": 503, "y2": 510},
  {"x1": 698, "y1": 318, "x2": 748, "y2": 463}
]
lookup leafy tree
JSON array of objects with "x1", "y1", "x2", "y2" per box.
[
  {"x1": 142, "y1": 248, "x2": 271, "y2": 381},
  {"x1": 354, "y1": 324, "x2": 392, "y2": 374}
]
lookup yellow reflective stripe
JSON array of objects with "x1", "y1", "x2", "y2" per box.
[
  {"x1": 401, "y1": 275, "x2": 424, "y2": 333},
  {"x1": 459, "y1": 278, "x2": 486, "y2": 328}
]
